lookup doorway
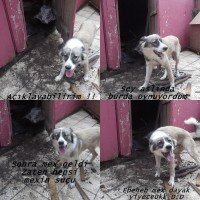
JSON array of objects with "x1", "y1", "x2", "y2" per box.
[
  {"x1": 10, "y1": 100, "x2": 45, "y2": 136},
  {"x1": 118, "y1": 0, "x2": 149, "y2": 63},
  {"x1": 131, "y1": 100, "x2": 169, "y2": 153}
]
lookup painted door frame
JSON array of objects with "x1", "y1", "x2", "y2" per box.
[
  {"x1": 0, "y1": 101, "x2": 12, "y2": 147},
  {"x1": 100, "y1": 100, "x2": 119, "y2": 161},
  {"x1": 101, "y1": 0, "x2": 121, "y2": 70},
  {"x1": 3, "y1": 0, "x2": 27, "y2": 53},
  {"x1": 116, "y1": 100, "x2": 132, "y2": 157},
  {"x1": 100, "y1": 100, "x2": 132, "y2": 161},
  {"x1": 100, "y1": 3, "x2": 107, "y2": 72},
  {"x1": 53, "y1": 0, "x2": 77, "y2": 42},
  {"x1": 0, "y1": 0, "x2": 16, "y2": 67},
  {"x1": 42, "y1": 101, "x2": 56, "y2": 134},
  {"x1": 102, "y1": 0, "x2": 158, "y2": 70}
]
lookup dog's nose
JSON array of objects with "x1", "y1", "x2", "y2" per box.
[
  {"x1": 65, "y1": 65, "x2": 71, "y2": 70},
  {"x1": 58, "y1": 141, "x2": 64, "y2": 146},
  {"x1": 166, "y1": 145, "x2": 172, "y2": 150},
  {"x1": 163, "y1": 46, "x2": 168, "y2": 51}
]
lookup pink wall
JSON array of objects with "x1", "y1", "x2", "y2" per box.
[
  {"x1": 54, "y1": 100, "x2": 85, "y2": 123},
  {"x1": 158, "y1": 0, "x2": 194, "y2": 48},
  {"x1": 0, "y1": 0, "x2": 15, "y2": 67},
  {"x1": 169, "y1": 100, "x2": 200, "y2": 132},
  {"x1": 100, "y1": 101, "x2": 119, "y2": 161}
]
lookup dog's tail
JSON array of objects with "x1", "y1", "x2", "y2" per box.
[{"x1": 184, "y1": 117, "x2": 200, "y2": 126}]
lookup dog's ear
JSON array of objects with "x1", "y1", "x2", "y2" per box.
[
  {"x1": 172, "y1": 139, "x2": 177, "y2": 147},
  {"x1": 59, "y1": 48, "x2": 65, "y2": 56},
  {"x1": 82, "y1": 46, "x2": 85, "y2": 52},
  {"x1": 50, "y1": 130, "x2": 55, "y2": 140},
  {"x1": 71, "y1": 132, "x2": 74, "y2": 143},
  {"x1": 64, "y1": 127, "x2": 74, "y2": 143},
  {"x1": 140, "y1": 36, "x2": 147, "y2": 42},
  {"x1": 81, "y1": 52, "x2": 87, "y2": 61}
]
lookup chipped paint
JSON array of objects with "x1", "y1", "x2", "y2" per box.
[
  {"x1": 116, "y1": 101, "x2": 132, "y2": 156},
  {"x1": 4, "y1": 0, "x2": 27, "y2": 52},
  {"x1": 0, "y1": 101, "x2": 12, "y2": 146},
  {"x1": 102, "y1": 0, "x2": 121, "y2": 70}
]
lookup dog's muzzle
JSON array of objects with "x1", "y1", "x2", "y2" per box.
[
  {"x1": 153, "y1": 50, "x2": 164, "y2": 58},
  {"x1": 65, "y1": 65, "x2": 71, "y2": 70},
  {"x1": 58, "y1": 141, "x2": 66, "y2": 155},
  {"x1": 162, "y1": 146, "x2": 174, "y2": 162}
]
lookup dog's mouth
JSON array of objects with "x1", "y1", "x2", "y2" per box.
[
  {"x1": 65, "y1": 70, "x2": 74, "y2": 78},
  {"x1": 162, "y1": 150, "x2": 174, "y2": 162},
  {"x1": 59, "y1": 145, "x2": 66, "y2": 155},
  {"x1": 153, "y1": 50, "x2": 163, "y2": 58}
]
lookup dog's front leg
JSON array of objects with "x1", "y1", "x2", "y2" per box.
[
  {"x1": 83, "y1": 57, "x2": 90, "y2": 81},
  {"x1": 55, "y1": 65, "x2": 65, "y2": 82},
  {"x1": 155, "y1": 155, "x2": 162, "y2": 177},
  {"x1": 138, "y1": 64, "x2": 154, "y2": 90},
  {"x1": 68, "y1": 163, "x2": 76, "y2": 189},
  {"x1": 168, "y1": 161, "x2": 176, "y2": 187}
]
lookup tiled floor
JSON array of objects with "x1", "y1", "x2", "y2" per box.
[
  {"x1": 0, "y1": 110, "x2": 100, "y2": 200},
  {"x1": 100, "y1": 140, "x2": 200, "y2": 200},
  {"x1": 101, "y1": 50, "x2": 200, "y2": 99},
  {"x1": 0, "y1": 5, "x2": 100, "y2": 100}
]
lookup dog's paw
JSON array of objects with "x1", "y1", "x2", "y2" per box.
[
  {"x1": 160, "y1": 75, "x2": 167, "y2": 80},
  {"x1": 138, "y1": 85, "x2": 146, "y2": 91},
  {"x1": 168, "y1": 180, "x2": 175, "y2": 187},
  {"x1": 68, "y1": 182, "x2": 76, "y2": 189},
  {"x1": 175, "y1": 71, "x2": 180, "y2": 77},
  {"x1": 155, "y1": 172, "x2": 160, "y2": 178},
  {"x1": 55, "y1": 76, "x2": 62, "y2": 82},
  {"x1": 84, "y1": 75, "x2": 89, "y2": 82},
  {"x1": 169, "y1": 86, "x2": 175, "y2": 91}
]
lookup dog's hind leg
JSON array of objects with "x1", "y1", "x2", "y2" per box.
[
  {"x1": 165, "y1": 61, "x2": 175, "y2": 90},
  {"x1": 87, "y1": 148, "x2": 98, "y2": 164},
  {"x1": 83, "y1": 55, "x2": 90, "y2": 81},
  {"x1": 172, "y1": 51, "x2": 180, "y2": 77},
  {"x1": 185, "y1": 146, "x2": 200, "y2": 165}
]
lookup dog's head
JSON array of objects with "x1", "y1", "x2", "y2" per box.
[
  {"x1": 149, "y1": 134, "x2": 177, "y2": 162},
  {"x1": 137, "y1": 34, "x2": 168, "y2": 58},
  {"x1": 60, "y1": 38, "x2": 86, "y2": 78},
  {"x1": 51, "y1": 127, "x2": 74, "y2": 155}
]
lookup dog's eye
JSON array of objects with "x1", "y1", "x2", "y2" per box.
[
  {"x1": 152, "y1": 40, "x2": 158, "y2": 44},
  {"x1": 64, "y1": 55, "x2": 69, "y2": 60},
  {"x1": 166, "y1": 138, "x2": 171, "y2": 142},
  {"x1": 73, "y1": 55, "x2": 78, "y2": 60}
]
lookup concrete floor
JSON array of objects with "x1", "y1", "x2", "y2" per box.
[
  {"x1": 0, "y1": 110, "x2": 100, "y2": 200},
  {"x1": 0, "y1": 5, "x2": 100, "y2": 100},
  {"x1": 101, "y1": 51, "x2": 200, "y2": 100},
  {"x1": 100, "y1": 140, "x2": 200, "y2": 200}
]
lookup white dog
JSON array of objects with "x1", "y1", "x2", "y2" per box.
[
  {"x1": 51, "y1": 126, "x2": 100, "y2": 188},
  {"x1": 136, "y1": 34, "x2": 181, "y2": 90},
  {"x1": 55, "y1": 21, "x2": 97, "y2": 82},
  {"x1": 149, "y1": 126, "x2": 200, "y2": 186}
]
